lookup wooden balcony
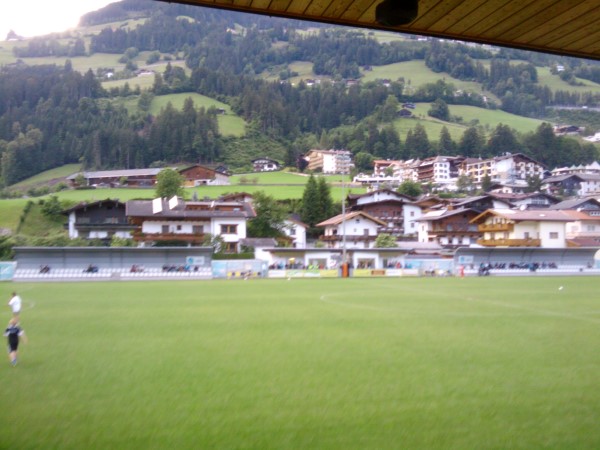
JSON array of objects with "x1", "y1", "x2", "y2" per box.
[
  {"x1": 320, "y1": 234, "x2": 376, "y2": 242},
  {"x1": 478, "y1": 223, "x2": 514, "y2": 232},
  {"x1": 132, "y1": 231, "x2": 206, "y2": 244},
  {"x1": 431, "y1": 225, "x2": 480, "y2": 233},
  {"x1": 476, "y1": 238, "x2": 541, "y2": 247}
]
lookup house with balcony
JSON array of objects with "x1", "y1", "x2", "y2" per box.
[
  {"x1": 550, "y1": 161, "x2": 600, "y2": 176},
  {"x1": 347, "y1": 189, "x2": 422, "y2": 237},
  {"x1": 449, "y1": 194, "x2": 512, "y2": 213},
  {"x1": 63, "y1": 199, "x2": 134, "y2": 242},
  {"x1": 488, "y1": 192, "x2": 560, "y2": 209},
  {"x1": 417, "y1": 207, "x2": 481, "y2": 249},
  {"x1": 561, "y1": 210, "x2": 600, "y2": 247},
  {"x1": 542, "y1": 173, "x2": 600, "y2": 197},
  {"x1": 179, "y1": 164, "x2": 230, "y2": 186},
  {"x1": 316, "y1": 211, "x2": 387, "y2": 249},
  {"x1": 125, "y1": 197, "x2": 255, "y2": 252},
  {"x1": 416, "y1": 156, "x2": 463, "y2": 188},
  {"x1": 548, "y1": 197, "x2": 600, "y2": 212},
  {"x1": 470, "y1": 209, "x2": 575, "y2": 248},
  {"x1": 459, "y1": 153, "x2": 545, "y2": 186},
  {"x1": 549, "y1": 198, "x2": 600, "y2": 247}
]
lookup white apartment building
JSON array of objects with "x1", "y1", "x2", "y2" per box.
[
  {"x1": 305, "y1": 149, "x2": 353, "y2": 174},
  {"x1": 460, "y1": 153, "x2": 545, "y2": 185}
]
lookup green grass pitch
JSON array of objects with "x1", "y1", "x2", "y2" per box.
[{"x1": 1, "y1": 277, "x2": 600, "y2": 449}]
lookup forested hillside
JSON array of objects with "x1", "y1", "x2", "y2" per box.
[{"x1": 1, "y1": 0, "x2": 600, "y2": 190}]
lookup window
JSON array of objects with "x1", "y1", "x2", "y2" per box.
[
  {"x1": 221, "y1": 224, "x2": 237, "y2": 234},
  {"x1": 549, "y1": 232, "x2": 559, "y2": 239},
  {"x1": 176, "y1": 225, "x2": 182, "y2": 231},
  {"x1": 192, "y1": 225, "x2": 203, "y2": 234},
  {"x1": 162, "y1": 225, "x2": 169, "y2": 234},
  {"x1": 224, "y1": 242, "x2": 237, "y2": 253}
]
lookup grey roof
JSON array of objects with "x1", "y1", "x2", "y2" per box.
[
  {"x1": 62, "y1": 198, "x2": 125, "y2": 214},
  {"x1": 67, "y1": 168, "x2": 167, "y2": 180},
  {"x1": 126, "y1": 199, "x2": 256, "y2": 219},
  {"x1": 549, "y1": 197, "x2": 600, "y2": 210},
  {"x1": 542, "y1": 173, "x2": 600, "y2": 183},
  {"x1": 416, "y1": 207, "x2": 477, "y2": 222}
]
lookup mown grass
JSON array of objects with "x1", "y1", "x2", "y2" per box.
[
  {"x1": 1, "y1": 277, "x2": 600, "y2": 449},
  {"x1": 114, "y1": 92, "x2": 246, "y2": 137},
  {"x1": 0, "y1": 199, "x2": 29, "y2": 232},
  {"x1": 392, "y1": 102, "x2": 547, "y2": 140},
  {"x1": 361, "y1": 60, "x2": 501, "y2": 101},
  {"x1": 447, "y1": 104, "x2": 547, "y2": 134},
  {"x1": 40, "y1": 183, "x2": 362, "y2": 203},
  {"x1": 9, "y1": 164, "x2": 81, "y2": 190},
  {"x1": 536, "y1": 66, "x2": 600, "y2": 94},
  {"x1": 229, "y1": 171, "x2": 348, "y2": 185}
]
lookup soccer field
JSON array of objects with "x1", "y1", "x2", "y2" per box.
[{"x1": 1, "y1": 277, "x2": 600, "y2": 449}]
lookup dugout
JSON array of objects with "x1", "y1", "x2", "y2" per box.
[{"x1": 13, "y1": 246, "x2": 213, "y2": 270}]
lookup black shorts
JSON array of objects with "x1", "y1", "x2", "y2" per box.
[{"x1": 7, "y1": 336, "x2": 19, "y2": 352}]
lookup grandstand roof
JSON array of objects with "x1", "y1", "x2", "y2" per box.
[{"x1": 176, "y1": 0, "x2": 600, "y2": 60}]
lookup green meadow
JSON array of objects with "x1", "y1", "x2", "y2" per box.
[
  {"x1": 1, "y1": 277, "x2": 600, "y2": 449},
  {"x1": 392, "y1": 102, "x2": 547, "y2": 141}
]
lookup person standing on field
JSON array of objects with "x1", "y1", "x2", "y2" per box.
[
  {"x1": 8, "y1": 292, "x2": 21, "y2": 318},
  {"x1": 4, "y1": 318, "x2": 27, "y2": 366}
]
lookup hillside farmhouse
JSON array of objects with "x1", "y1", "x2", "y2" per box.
[{"x1": 67, "y1": 164, "x2": 229, "y2": 188}]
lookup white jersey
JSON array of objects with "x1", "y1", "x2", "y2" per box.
[{"x1": 9, "y1": 295, "x2": 21, "y2": 314}]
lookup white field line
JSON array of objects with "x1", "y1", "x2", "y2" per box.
[{"x1": 319, "y1": 287, "x2": 600, "y2": 324}]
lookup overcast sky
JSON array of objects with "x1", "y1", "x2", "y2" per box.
[{"x1": 1, "y1": 0, "x2": 118, "y2": 40}]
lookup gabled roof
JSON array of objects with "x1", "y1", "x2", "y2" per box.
[
  {"x1": 126, "y1": 198, "x2": 256, "y2": 219},
  {"x1": 317, "y1": 211, "x2": 387, "y2": 227},
  {"x1": 417, "y1": 207, "x2": 478, "y2": 222},
  {"x1": 541, "y1": 173, "x2": 600, "y2": 184},
  {"x1": 66, "y1": 168, "x2": 165, "y2": 180},
  {"x1": 488, "y1": 192, "x2": 561, "y2": 203},
  {"x1": 549, "y1": 197, "x2": 600, "y2": 210},
  {"x1": 347, "y1": 188, "x2": 415, "y2": 203},
  {"x1": 62, "y1": 199, "x2": 125, "y2": 214},
  {"x1": 451, "y1": 195, "x2": 512, "y2": 210},
  {"x1": 286, "y1": 214, "x2": 309, "y2": 228}
]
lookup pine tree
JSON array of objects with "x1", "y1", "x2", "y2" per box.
[
  {"x1": 300, "y1": 174, "x2": 321, "y2": 236},
  {"x1": 316, "y1": 176, "x2": 334, "y2": 221},
  {"x1": 405, "y1": 124, "x2": 431, "y2": 158},
  {"x1": 458, "y1": 127, "x2": 485, "y2": 158},
  {"x1": 438, "y1": 126, "x2": 456, "y2": 155}
]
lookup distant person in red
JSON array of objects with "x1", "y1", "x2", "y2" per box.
[
  {"x1": 4, "y1": 318, "x2": 27, "y2": 366},
  {"x1": 458, "y1": 265, "x2": 465, "y2": 278}
]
